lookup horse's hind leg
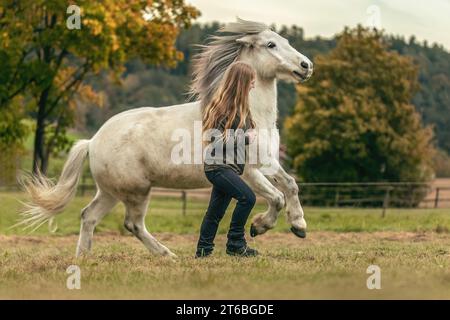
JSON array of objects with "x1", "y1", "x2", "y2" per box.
[
  {"x1": 76, "y1": 189, "x2": 117, "y2": 257},
  {"x1": 123, "y1": 196, "x2": 177, "y2": 258}
]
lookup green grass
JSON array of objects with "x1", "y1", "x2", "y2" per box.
[
  {"x1": 0, "y1": 191, "x2": 449, "y2": 299},
  {"x1": 1, "y1": 231, "x2": 449, "y2": 299},
  {"x1": 1, "y1": 192, "x2": 449, "y2": 236}
]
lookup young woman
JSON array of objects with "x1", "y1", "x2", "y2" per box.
[{"x1": 196, "y1": 61, "x2": 258, "y2": 258}]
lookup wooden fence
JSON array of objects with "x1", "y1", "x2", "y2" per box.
[
  {"x1": 2, "y1": 178, "x2": 450, "y2": 216},
  {"x1": 73, "y1": 177, "x2": 450, "y2": 215}
]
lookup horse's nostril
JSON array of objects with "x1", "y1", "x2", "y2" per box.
[{"x1": 300, "y1": 61, "x2": 309, "y2": 69}]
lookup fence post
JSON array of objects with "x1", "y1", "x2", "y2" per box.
[
  {"x1": 382, "y1": 187, "x2": 391, "y2": 218},
  {"x1": 409, "y1": 186, "x2": 414, "y2": 208},
  {"x1": 334, "y1": 189, "x2": 340, "y2": 207},
  {"x1": 181, "y1": 190, "x2": 187, "y2": 216},
  {"x1": 434, "y1": 188, "x2": 440, "y2": 208}
]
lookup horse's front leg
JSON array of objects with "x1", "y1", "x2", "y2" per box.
[
  {"x1": 242, "y1": 167, "x2": 285, "y2": 237},
  {"x1": 265, "y1": 163, "x2": 307, "y2": 238}
]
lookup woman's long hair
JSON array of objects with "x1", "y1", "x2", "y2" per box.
[{"x1": 202, "y1": 61, "x2": 256, "y2": 143}]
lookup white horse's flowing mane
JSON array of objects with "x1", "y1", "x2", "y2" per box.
[{"x1": 186, "y1": 17, "x2": 270, "y2": 111}]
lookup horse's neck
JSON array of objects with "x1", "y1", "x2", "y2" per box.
[{"x1": 250, "y1": 77, "x2": 278, "y2": 128}]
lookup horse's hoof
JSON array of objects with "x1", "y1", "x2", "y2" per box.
[
  {"x1": 291, "y1": 226, "x2": 306, "y2": 238},
  {"x1": 250, "y1": 224, "x2": 258, "y2": 237}
]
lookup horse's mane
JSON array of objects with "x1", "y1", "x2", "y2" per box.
[{"x1": 186, "y1": 17, "x2": 270, "y2": 113}]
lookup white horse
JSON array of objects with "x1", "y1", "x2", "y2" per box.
[{"x1": 19, "y1": 17, "x2": 313, "y2": 258}]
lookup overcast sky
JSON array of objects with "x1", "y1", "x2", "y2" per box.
[{"x1": 187, "y1": 0, "x2": 450, "y2": 50}]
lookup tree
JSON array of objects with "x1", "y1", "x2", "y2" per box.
[
  {"x1": 284, "y1": 26, "x2": 435, "y2": 182},
  {"x1": 0, "y1": 0, "x2": 200, "y2": 174}
]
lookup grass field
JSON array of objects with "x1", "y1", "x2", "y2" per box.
[{"x1": 1, "y1": 191, "x2": 450, "y2": 299}]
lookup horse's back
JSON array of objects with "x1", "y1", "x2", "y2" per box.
[{"x1": 88, "y1": 101, "x2": 210, "y2": 197}]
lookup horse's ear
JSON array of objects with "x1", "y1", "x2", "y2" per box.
[{"x1": 236, "y1": 35, "x2": 256, "y2": 47}]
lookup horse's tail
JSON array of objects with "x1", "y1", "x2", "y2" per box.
[{"x1": 16, "y1": 139, "x2": 90, "y2": 232}]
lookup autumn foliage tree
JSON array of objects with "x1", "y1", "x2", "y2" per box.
[
  {"x1": 284, "y1": 26, "x2": 435, "y2": 182},
  {"x1": 0, "y1": 0, "x2": 199, "y2": 174}
]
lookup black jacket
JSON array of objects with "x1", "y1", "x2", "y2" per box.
[{"x1": 203, "y1": 114, "x2": 252, "y2": 175}]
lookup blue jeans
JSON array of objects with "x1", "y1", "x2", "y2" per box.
[{"x1": 196, "y1": 167, "x2": 256, "y2": 255}]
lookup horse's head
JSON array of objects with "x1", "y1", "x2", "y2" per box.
[
  {"x1": 188, "y1": 17, "x2": 314, "y2": 110},
  {"x1": 237, "y1": 27, "x2": 313, "y2": 84}
]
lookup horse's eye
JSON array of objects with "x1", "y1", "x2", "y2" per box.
[{"x1": 267, "y1": 42, "x2": 276, "y2": 48}]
